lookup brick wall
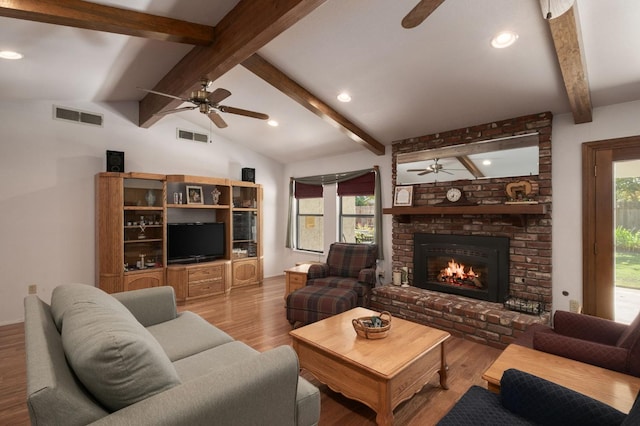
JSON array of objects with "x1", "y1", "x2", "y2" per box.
[{"x1": 374, "y1": 112, "x2": 553, "y2": 348}]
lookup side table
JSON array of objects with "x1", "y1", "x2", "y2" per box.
[{"x1": 284, "y1": 263, "x2": 312, "y2": 300}]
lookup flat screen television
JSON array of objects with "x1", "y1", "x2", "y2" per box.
[{"x1": 167, "y1": 222, "x2": 225, "y2": 264}]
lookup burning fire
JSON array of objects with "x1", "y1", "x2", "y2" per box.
[{"x1": 438, "y1": 259, "x2": 482, "y2": 288}]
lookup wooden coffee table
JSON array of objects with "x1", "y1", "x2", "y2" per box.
[
  {"x1": 289, "y1": 307, "x2": 450, "y2": 426},
  {"x1": 483, "y1": 344, "x2": 640, "y2": 413}
]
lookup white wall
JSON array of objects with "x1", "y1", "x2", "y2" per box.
[
  {"x1": 4, "y1": 98, "x2": 639, "y2": 324},
  {"x1": 552, "y1": 100, "x2": 640, "y2": 312},
  {"x1": 283, "y1": 150, "x2": 394, "y2": 278},
  {"x1": 0, "y1": 100, "x2": 285, "y2": 325}
]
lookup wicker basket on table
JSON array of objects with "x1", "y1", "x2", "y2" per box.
[{"x1": 352, "y1": 311, "x2": 392, "y2": 339}]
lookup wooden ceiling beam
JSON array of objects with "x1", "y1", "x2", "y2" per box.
[
  {"x1": 242, "y1": 54, "x2": 385, "y2": 156},
  {"x1": 139, "y1": 0, "x2": 327, "y2": 128},
  {"x1": 547, "y1": 3, "x2": 593, "y2": 124},
  {"x1": 0, "y1": 0, "x2": 215, "y2": 45}
]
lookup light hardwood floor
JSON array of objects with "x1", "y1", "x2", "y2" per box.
[{"x1": 0, "y1": 276, "x2": 502, "y2": 425}]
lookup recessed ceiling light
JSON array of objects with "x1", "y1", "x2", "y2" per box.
[
  {"x1": 0, "y1": 50, "x2": 23, "y2": 60},
  {"x1": 491, "y1": 31, "x2": 518, "y2": 49},
  {"x1": 267, "y1": 119, "x2": 279, "y2": 127},
  {"x1": 483, "y1": 159, "x2": 492, "y2": 166},
  {"x1": 337, "y1": 92, "x2": 351, "y2": 103}
]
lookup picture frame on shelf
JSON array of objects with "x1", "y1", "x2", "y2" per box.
[
  {"x1": 186, "y1": 185, "x2": 204, "y2": 205},
  {"x1": 393, "y1": 185, "x2": 414, "y2": 206}
]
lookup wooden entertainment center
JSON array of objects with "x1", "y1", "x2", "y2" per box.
[{"x1": 95, "y1": 172, "x2": 262, "y2": 302}]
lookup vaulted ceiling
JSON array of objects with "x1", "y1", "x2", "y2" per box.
[{"x1": 1, "y1": 1, "x2": 639, "y2": 163}]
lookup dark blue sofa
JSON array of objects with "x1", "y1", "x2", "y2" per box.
[{"x1": 437, "y1": 369, "x2": 639, "y2": 426}]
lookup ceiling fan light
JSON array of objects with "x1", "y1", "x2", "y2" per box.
[
  {"x1": 491, "y1": 31, "x2": 518, "y2": 49},
  {"x1": 0, "y1": 50, "x2": 23, "y2": 60}
]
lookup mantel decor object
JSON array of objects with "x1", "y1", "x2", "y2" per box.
[
  {"x1": 394, "y1": 185, "x2": 414, "y2": 206},
  {"x1": 505, "y1": 180, "x2": 538, "y2": 204}
]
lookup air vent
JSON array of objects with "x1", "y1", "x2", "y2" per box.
[
  {"x1": 177, "y1": 128, "x2": 209, "y2": 143},
  {"x1": 53, "y1": 105, "x2": 103, "y2": 127}
]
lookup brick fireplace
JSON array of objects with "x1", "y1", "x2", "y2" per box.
[{"x1": 372, "y1": 112, "x2": 553, "y2": 349}]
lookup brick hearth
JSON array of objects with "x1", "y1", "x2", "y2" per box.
[{"x1": 371, "y1": 285, "x2": 550, "y2": 350}]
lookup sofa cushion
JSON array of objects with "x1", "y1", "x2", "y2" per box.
[
  {"x1": 52, "y1": 284, "x2": 181, "y2": 411},
  {"x1": 436, "y1": 385, "x2": 530, "y2": 425},
  {"x1": 147, "y1": 311, "x2": 234, "y2": 362},
  {"x1": 173, "y1": 341, "x2": 259, "y2": 382},
  {"x1": 51, "y1": 283, "x2": 131, "y2": 331},
  {"x1": 501, "y1": 368, "x2": 626, "y2": 426}
]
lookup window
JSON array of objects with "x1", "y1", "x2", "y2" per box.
[
  {"x1": 289, "y1": 169, "x2": 381, "y2": 257},
  {"x1": 340, "y1": 195, "x2": 375, "y2": 243},
  {"x1": 296, "y1": 197, "x2": 323, "y2": 252}
]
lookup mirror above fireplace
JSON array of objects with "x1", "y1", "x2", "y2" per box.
[{"x1": 396, "y1": 133, "x2": 539, "y2": 184}]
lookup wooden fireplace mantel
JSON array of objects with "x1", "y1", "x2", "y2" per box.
[{"x1": 383, "y1": 203, "x2": 547, "y2": 226}]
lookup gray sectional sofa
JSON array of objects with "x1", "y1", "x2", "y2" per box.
[{"x1": 24, "y1": 284, "x2": 320, "y2": 425}]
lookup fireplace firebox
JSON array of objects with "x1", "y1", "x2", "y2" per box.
[{"x1": 413, "y1": 234, "x2": 510, "y2": 302}]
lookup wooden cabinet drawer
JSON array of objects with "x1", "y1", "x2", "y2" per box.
[
  {"x1": 188, "y1": 265, "x2": 223, "y2": 282},
  {"x1": 188, "y1": 278, "x2": 224, "y2": 297},
  {"x1": 288, "y1": 273, "x2": 307, "y2": 286},
  {"x1": 188, "y1": 265, "x2": 225, "y2": 297}
]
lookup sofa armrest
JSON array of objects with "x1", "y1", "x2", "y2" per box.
[
  {"x1": 112, "y1": 286, "x2": 177, "y2": 327},
  {"x1": 307, "y1": 263, "x2": 329, "y2": 280},
  {"x1": 90, "y1": 346, "x2": 314, "y2": 426},
  {"x1": 358, "y1": 268, "x2": 376, "y2": 285},
  {"x1": 553, "y1": 310, "x2": 627, "y2": 345},
  {"x1": 533, "y1": 331, "x2": 629, "y2": 373},
  {"x1": 500, "y1": 369, "x2": 626, "y2": 426}
]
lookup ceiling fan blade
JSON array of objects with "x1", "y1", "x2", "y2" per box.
[
  {"x1": 138, "y1": 87, "x2": 187, "y2": 102},
  {"x1": 441, "y1": 170, "x2": 454, "y2": 175},
  {"x1": 154, "y1": 106, "x2": 197, "y2": 116},
  {"x1": 402, "y1": 0, "x2": 446, "y2": 29},
  {"x1": 418, "y1": 170, "x2": 434, "y2": 176},
  {"x1": 208, "y1": 88, "x2": 231, "y2": 104},
  {"x1": 407, "y1": 169, "x2": 427, "y2": 172},
  {"x1": 208, "y1": 111, "x2": 228, "y2": 128},
  {"x1": 219, "y1": 105, "x2": 269, "y2": 120}
]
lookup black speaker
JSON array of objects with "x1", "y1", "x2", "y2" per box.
[
  {"x1": 106, "y1": 150, "x2": 125, "y2": 172},
  {"x1": 242, "y1": 167, "x2": 255, "y2": 183}
]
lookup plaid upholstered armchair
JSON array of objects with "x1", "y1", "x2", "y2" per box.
[
  {"x1": 306, "y1": 243, "x2": 378, "y2": 307},
  {"x1": 515, "y1": 310, "x2": 640, "y2": 377}
]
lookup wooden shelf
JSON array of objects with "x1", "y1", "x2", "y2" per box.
[
  {"x1": 166, "y1": 203, "x2": 230, "y2": 209},
  {"x1": 383, "y1": 203, "x2": 546, "y2": 226},
  {"x1": 384, "y1": 204, "x2": 545, "y2": 215}
]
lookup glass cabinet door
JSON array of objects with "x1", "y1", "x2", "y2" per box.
[
  {"x1": 123, "y1": 178, "x2": 164, "y2": 271},
  {"x1": 232, "y1": 211, "x2": 257, "y2": 258}
]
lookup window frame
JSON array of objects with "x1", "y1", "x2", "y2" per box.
[
  {"x1": 339, "y1": 194, "x2": 376, "y2": 244},
  {"x1": 295, "y1": 196, "x2": 324, "y2": 253}
]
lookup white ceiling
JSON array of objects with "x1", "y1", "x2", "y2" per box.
[{"x1": 1, "y1": 0, "x2": 639, "y2": 163}]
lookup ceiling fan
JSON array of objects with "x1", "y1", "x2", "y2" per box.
[
  {"x1": 402, "y1": 0, "x2": 446, "y2": 29},
  {"x1": 406, "y1": 158, "x2": 461, "y2": 175},
  {"x1": 139, "y1": 78, "x2": 269, "y2": 128}
]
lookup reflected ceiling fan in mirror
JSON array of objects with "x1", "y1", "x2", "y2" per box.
[
  {"x1": 402, "y1": 0, "x2": 446, "y2": 29},
  {"x1": 406, "y1": 158, "x2": 464, "y2": 176},
  {"x1": 139, "y1": 78, "x2": 269, "y2": 128}
]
